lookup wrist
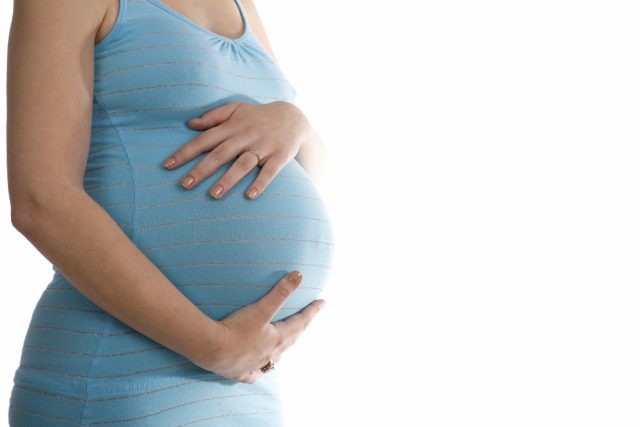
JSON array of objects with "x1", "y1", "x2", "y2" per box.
[
  {"x1": 273, "y1": 100, "x2": 310, "y2": 150},
  {"x1": 188, "y1": 317, "x2": 229, "y2": 371}
]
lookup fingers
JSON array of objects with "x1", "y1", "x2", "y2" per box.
[
  {"x1": 240, "y1": 366, "x2": 266, "y2": 384},
  {"x1": 244, "y1": 152, "x2": 290, "y2": 200},
  {"x1": 209, "y1": 150, "x2": 260, "y2": 199},
  {"x1": 274, "y1": 299, "x2": 326, "y2": 345},
  {"x1": 239, "y1": 353, "x2": 282, "y2": 384},
  {"x1": 177, "y1": 137, "x2": 243, "y2": 192},
  {"x1": 187, "y1": 102, "x2": 242, "y2": 129},
  {"x1": 254, "y1": 271, "x2": 304, "y2": 324},
  {"x1": 239, "y1": 370, "x2": 262, "y2": 384},
  {"x1": 163, "y1": 123, "x2": 231, "y2": 171}
]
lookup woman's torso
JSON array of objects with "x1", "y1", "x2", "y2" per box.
[
  {"x1": 87, "y1": 0, "x2": 334, "y2": 323},
  {"x1": 10, "y1": 0, "x2": 335, "y2": 420}
]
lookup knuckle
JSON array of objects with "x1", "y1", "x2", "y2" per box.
[
  {"x1": 201, "y1": 150, "x2": 225, "y2": 169},
  {"x1": 276, "y1": 283, "x2": 293, "y2": 299},
  {"x1": 203, "y1": 111, "x2": 221, "y2": 123},
  {"x1": 215, "y1": 144, "x2": 235, "y2": 160},
  {"x1": 205, "y1": 148, "x2": 223, "y2": 162},
  {"x1": 236, "y1": 153, "x2": 256, "y2": 169},
  {"x1": 267, "y1": 325, "x2": 282, "y2": 344},
  {"x1": 255, "y1": 166, "x2": 270, "y2": 178},
  {"x1": 188, "y1": 135, "x2": 210, "y2": 152},
  {"x1": 299, "y1": 313, "x2": 313, "y2": 329},
  {"x1": 264, "y1": 156, "x2": 286, "y2": 172},
  {"x1": 256, "y1": 304, "x2": 271, "y2": 323},
  {"x1": 256, "y1": 300, "x2": 270, "y2": 315},
  {"x1": 274, "y1": 150, "x2": 292, "y2": 164}
]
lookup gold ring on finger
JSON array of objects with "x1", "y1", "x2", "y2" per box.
[
  {"x1": 244, "y1": 149, "x2": 262, "y2": 166},
  {"x1": 260, "y1": 359, "x2": 275, "y2": 373}
]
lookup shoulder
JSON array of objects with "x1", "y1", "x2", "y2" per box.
[{"x1": 10, "y1": 0, "x2": 112, "y2": 47}]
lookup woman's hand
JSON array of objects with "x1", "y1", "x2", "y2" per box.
[
  {"x1": 193, "y1": 270, "x2": 326, "y2": 384},
  {"x1": 162, "y1": 100, "x2": 312, "y2": 200}
]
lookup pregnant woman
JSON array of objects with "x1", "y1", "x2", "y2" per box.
[{"x1": 6, "y1": 0, "x2": 334, "y2": 425}]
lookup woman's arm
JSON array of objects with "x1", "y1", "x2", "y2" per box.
[
  {"x1": 242, "y1": 0, "x2": 331, "y2": 194},
  {"x1": 7, "y1": 0, "x2": 223, "y2": 370},
  {"x1": 293, "y1": 124, "x2": 331, "y2": 198}
]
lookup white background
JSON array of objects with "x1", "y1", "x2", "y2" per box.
[{"x1": 2, "y1": 0, "x2": 640, "y2": 426}]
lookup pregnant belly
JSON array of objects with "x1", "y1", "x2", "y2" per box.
[
  {"x1": 132, "y1": 154, "x2": 335, "y2": 323},
  {"x1": 17, "y1": 146, "x2": 334, "y2": 391}
]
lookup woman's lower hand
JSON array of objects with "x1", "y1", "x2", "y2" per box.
[
  {"x1": 193, "y1": 270, "x2": 326, "y2": 384},
  {"x1": 162, "y1": 100, "x2": 312, "y2": 200}
]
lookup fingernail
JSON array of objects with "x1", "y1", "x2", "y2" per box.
[
  {"x1": 210, "y1": 184, "x2": 223, "y2": 198},
  {"x1": 288, "y1": 271, "x2": 302, "y2": 284},
  {"x1": 164, "y1": 157, "x2": 176, "y2": 168},
  {"x1": 247, "y1": 187, "x2": 258, "y2": 199},
  {"x1": 182, "y1": 175, "x2": 194, "y2": 187}
]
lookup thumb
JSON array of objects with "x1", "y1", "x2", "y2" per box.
[
  {"x1": 187, "y1": 102, "x2": 242, "y2": 128},
  {"x1": 255, "y1": 271, "x2": 303, "y2": 323}
]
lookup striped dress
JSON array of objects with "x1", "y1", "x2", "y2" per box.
[{"x1": 8, "y1": 0, "x2": 335, "y2": 425}]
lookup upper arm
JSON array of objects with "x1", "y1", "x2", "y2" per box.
[
  {"x1": 7, "y1": 0, "x2": 110, "y2": 214},
  {"x1": 241, "y1": 0, "x2": 279, "y2": 63}
]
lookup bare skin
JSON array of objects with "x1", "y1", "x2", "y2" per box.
[
  {"x1": 7, "y1": 0, "x2": 326, "y2": 384},
  {"x1": 168, "y1": 100, "x2": 330, "y2": 199},
  {"x1": 97, "y1": 0, "x2": 332, "y2": 198}
]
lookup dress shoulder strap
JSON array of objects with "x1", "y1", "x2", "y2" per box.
[{"x1": 95, "y1": 0, "x2": 129, "y2": 51}]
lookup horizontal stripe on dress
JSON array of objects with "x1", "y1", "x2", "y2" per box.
[
  {"x1": 13, "y1": 371, "x2": 277, "y2": 403},
  {"x1": 93, "y1": 76, "x2": 287, "y2": 100},
  {"x1": 18, "y1": 360, "x2": 196, "y2": 379},
  {"x1": 9, "y1": 403, "x2": 283, "y2": 427},
  {"x1": 84, "y1": 173, "x2": 310, "y2": 191},
  {"x1": 134, "y1": 214, "x2": 332, "y2": 232},
  {"x1": 96, "y1": 44, "x2": 275, "y2": 64}
]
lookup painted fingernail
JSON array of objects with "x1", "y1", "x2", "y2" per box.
[
  {"x1": 210, "y1": 184, "x2": 224, "y2": 198},
  {"x1": 164, "y1": 156, "x2": 176, "y2": 168},
  {"x1": 247, "y1": 187, "x2": 258, "y2": 199},
  {"x1": 182, "y1": 175, "x2": 194, "y2": 187},
  {"x1": 288, "y1": 271, "x2": 302, "y2": 284}
]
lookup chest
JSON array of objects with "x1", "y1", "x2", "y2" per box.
[
  {"x1": 149, "y1": 0, "x2": 246, "y2": 40},
  {"x1": 93, "y1": 0, "x2": 297, "y2": 115}
]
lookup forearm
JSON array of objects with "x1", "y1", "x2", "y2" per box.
[
  {"x1": 12, "y1": 185, "x2": 223, "y2": 369},
  {"x1": 294, "y1": 126, "x2": 331, "y2": 198}
]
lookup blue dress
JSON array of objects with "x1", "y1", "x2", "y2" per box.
[{"x1": 8, "y1": 0, "x2": 335, "y2": 425}]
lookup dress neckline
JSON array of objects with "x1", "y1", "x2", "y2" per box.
[{"x1": 144, "y1": 0, "x2": 252, "y2": 44}]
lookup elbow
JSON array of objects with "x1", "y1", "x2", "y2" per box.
[
  {"x1": 10, "y1": 185, "x2": 83, "y2": 235},
  {"x1": 11, "y1": 195, "x2": 42, "y2": 235}
]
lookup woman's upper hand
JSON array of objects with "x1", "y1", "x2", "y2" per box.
[
  {"x1": 192, "y1": 270, "x2": 327, "y2": 384},
  {"x1": 162, "y1": 100, "x2": 312, "y2": 200}
]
